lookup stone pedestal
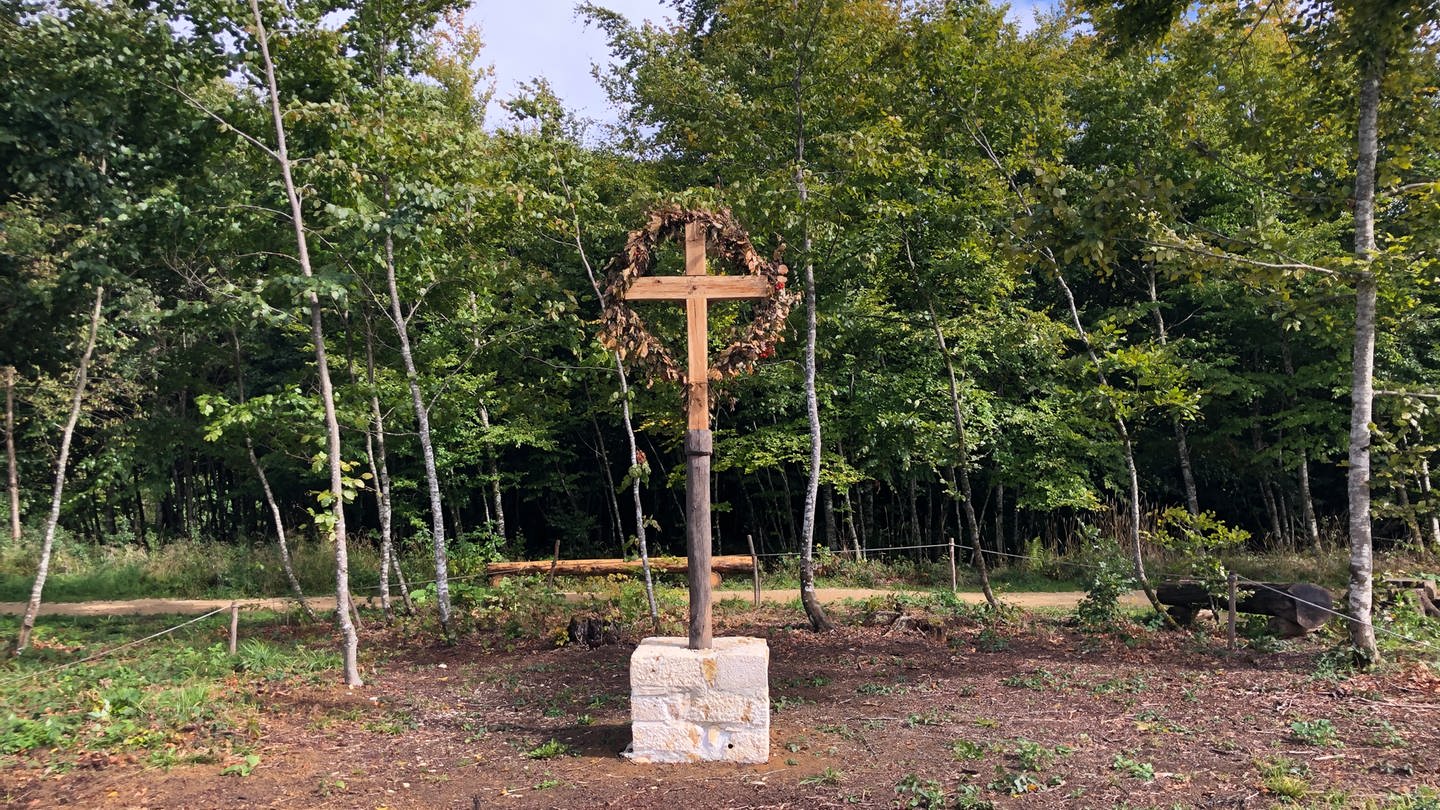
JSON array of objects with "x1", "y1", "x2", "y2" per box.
[{"x1": 625, "y1": 636, "x2": 769, "y2": 764}]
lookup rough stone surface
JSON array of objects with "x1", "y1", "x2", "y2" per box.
[{"x1": 625, "y1": 636, "x2": 769, "y2": 764}]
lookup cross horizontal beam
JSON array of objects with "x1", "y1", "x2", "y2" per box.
[{"x1": 622, "y1": 275, "x2": 772, "y2": 302}]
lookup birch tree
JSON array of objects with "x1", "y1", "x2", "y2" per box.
[{"x1": 14, "y1": 287, "x2": 103, "y2": 654}]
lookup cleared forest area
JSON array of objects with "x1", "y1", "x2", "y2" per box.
[{"x1": 2, "y1": 0, "x2": 1439, "y2": 804}]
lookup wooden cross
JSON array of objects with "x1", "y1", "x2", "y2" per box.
[{"x1": 620, "y1": 221, "x2": 774, "y2": 650}]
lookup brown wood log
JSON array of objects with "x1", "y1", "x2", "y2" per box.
[
  {"x1": 486, "y1": 554, "x2": 754, "y2": 585},
  {"x1": 1415, "y1": 588, "x2": 1440, "y2": 620},
  {"x1": 1157, "y1": 580, "x2": 1334, "y2": 633}
]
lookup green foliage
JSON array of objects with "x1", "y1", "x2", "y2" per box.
[
  {"x1": 950, "y1": 738, "x2": 987, "y2": 761},
  {"x1": 1111, "y1": 753, "x2": 1156, "y2": 781},
  {"x1": 524, "y1": 739, "x2": 571, "y2": 760},
  {"x1": 447, "y1": 575, "x2": 565, "y2": 638},
  {"x1": 1381, "y1": 787, "x2": 1440, "y2": 809},
  {"x1": 221, "y1": 754, "x2": 261, "y2": 777},
  {"x1": 1000, "y1": 668, "x2": 1068, "y2": 691},
  {"x1": 893, "y1": 774, "x2": 949, "y2": 809},
  {"x1": 1256, "y1": 757, "x2": 1310, "y2": 801},
  {"x1": 800, "y1": 766, "x2": 844, "y2": 786},
  {"x1": 1289, "y1": 718, "x2": 1341, "y2": 747},
  {"x1": 1153, "y1": 508, "x2": 1248, "y2": 593},
  {"x1": 0, "y1": 539, "x2": 389, "y2": 602},
  {"x1": 1075, "y1": 549, "x2": 1135, "y2": 631}
]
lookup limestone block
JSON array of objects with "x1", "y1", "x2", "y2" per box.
[{"x1": 626, "y1": 636, "x2": 769, "y2": 764}]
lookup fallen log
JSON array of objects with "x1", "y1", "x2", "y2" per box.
[
  {"x1": 485, "y1": 554, "x2": 754, "y2": 586},
  {"x1": 1157, "y1": 580, "x2": 1334, "y2": 637}
]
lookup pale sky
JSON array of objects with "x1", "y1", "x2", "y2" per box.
[
  {"x1": 469, "y1": 1, "x2": 1053, "y2": 129},
  {"x1": 469, "y1": 0, "x2": 673, "y2": 128}
]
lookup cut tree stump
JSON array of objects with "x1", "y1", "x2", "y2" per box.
[
  {"x1": 567, "y1": 615, "x2": 621, "y2": 647},
  {"x1": 486, "y1": 555, "x2": 752, "y2": 586},
  {"x1": 1157, "y1": 581, "x2": 1334, "y2": 637}
]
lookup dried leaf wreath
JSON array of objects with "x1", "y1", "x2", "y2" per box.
[{"x1": 599, "y1": 206, "x2": 797, "y2": 386}]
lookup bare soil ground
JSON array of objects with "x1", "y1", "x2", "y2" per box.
[{"x1": 3, "y1": 607, "x2": 1437, "y2": 809}]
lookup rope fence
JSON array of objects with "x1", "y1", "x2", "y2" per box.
[
  {"x1": 0, "y1": 605, "x2": 232, "y2": 687},
  {"x1": 2, "y1": 542, "x2": 1433, "y2": 687},
  {"x1": 743, "y1": 537, "x2": 1440, "y2": 656}
]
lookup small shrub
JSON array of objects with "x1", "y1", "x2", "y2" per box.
[
  {"x1": 1111, "y1": 753, "x2": 1155, "y2": 781},
  {"x1": 799, "y1": 766, "x2": 843, "y2": 786},
  {"x1": 220, "y1": 754, "x2": 261, "y2": 777},
  {"x1": 1289, "y1": 718, "x2": 1340, "y2": 747},
  {"x1": 524, "y1": 739, "x2": 571, "y2": 760},
  {"x1": 1257, "y1": 757, "x2": 1309, "y2": 801},
  {"x1": 1075, "y1": 553, "x2": 1134, "y2": 631},
  {"x1": 951, "y1": 738, "x2": 986, "y2": 761},
  {"x1": 894, "y1": 774, "x2": 947, "y2": 809}
]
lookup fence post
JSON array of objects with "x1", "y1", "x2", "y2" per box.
[
  {"x1": 1227, "y1": 572, "x2": 1238, "y2": 651},
  {"x1": 948, "y1": 537, "x2": 958, "y2": 593},
  {"x1": 228, "y1": 602, "x2": 240, "y2": 656},
  {"x1": 746, "y1": 534, "x2": 760, "y2": 610}
]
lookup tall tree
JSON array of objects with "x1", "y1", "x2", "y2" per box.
[
  {"x1": 247, "y1": 0, "x2": 361, "y2": 685},
  {"x1": 15, "y1": 287, "x2": 103, "y2": 654},
  {"x1": 4, "y1": 365, "x2": 17, "y2": 541}
]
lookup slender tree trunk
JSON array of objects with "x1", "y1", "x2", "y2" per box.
[
  {"x1": 361, "y1": 323, "x2": 398, "y2": 620},
  {"x1": 5, "y1": 366, "x2": 18, "y2": 542},
  {"x1": 590, "y1": 414, "x2": 626, "y2": 552},
  {"x1": 822, "y1": 485, "x2": 838, "y2": 552},
  {"x1": 1347, "y1": 57, "x2": 1383, "y2": 664},
  {"x1": 795, "y1": 157, "x2": 831, "y2": 631},
  {"x1": 447, "y1": 489, "x2": 464, "y2": 544},
  {"x1": 14, "y1": 287, "x2": 103, "y2": 653},
  {"x1": 1421, "y1": 460, "x2": 1440, "y2": 553},
  {"x1": 1279, "y1": 339, "x2": 1322, "y2": 548},
  {"x1": 133, "y1": 470, "x2": 146, "y2": 547},
  {"x1": 841, "y1": 484, "x2": 861, "y2": 558},
  {"x1": 1147, "y1": 269, "x2": 1199, "y2": 515},
  {"x1": 968, "y1": 122, "x2": 1171, "y2": 626},
  {"x1": 994, "y1": 484, "x2": 1006, "y2": 558},
  {"x1": 248, "y1": 440, "x2": 317, "y2": 621},
  {"x1": 477, "y1": 401, "x2": 506, "y2": 540},
  {"x1": 909, "y1": 246, "x2": 998, "y2": 605},
  {"x1": 1296, "y1": 454, "x2": 1321, "y2": 550},
  {"x1": 559, "y1": 172, "x2": 659, "y2": 629},
  {"x1": 1260, "y1": 478, "x2": 1283, "y2": 547},
  {"x1": 1065, "y1": 271, "x2": 1168, "y2": 623},
  {"x1": 1397, "y1": 482, "x2": 1424, "y2": 551},
  {"x1": 250, "y1": 0, "x2": 360, "y2": 684},
  {"x1": 948, "y1": 470, "x2": 996, "y2": 604},
  {"x1": 775, "y1": 466, "x2": 800, "y2": 549},
  {"x1": 362, "y1": 424, "x2": 391, "y2": 621},
  {"x1": 391, "y1": 543, "x2": 414, "y2": 614},
  {"x1": 907, "y1": 477, "x2": 921, "y2": 553},
  {"x1": 381, "y1": 215, "x2": 452, "y2": 642},
  {"x1": 233, "y1": 332, "x2": 315, "y2": 621}
]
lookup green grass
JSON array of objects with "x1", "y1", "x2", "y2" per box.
[
  {"x1": 0, "y1": 532, "x2": 407, "y2": 602},
  {"x1": 0, "y1": 612, "x2": 336, "y2": 767}
]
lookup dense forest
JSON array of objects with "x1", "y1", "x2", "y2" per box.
[{"x1": 2, "y1": 0, "x2": 1437, "y2": 666}]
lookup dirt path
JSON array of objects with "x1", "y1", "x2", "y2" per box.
[{"x1": 0, "y1": 588, "x2": 1146, "y2": 617}]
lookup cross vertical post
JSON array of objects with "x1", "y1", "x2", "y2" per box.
[
  {"x1": 618, "y1": 220, "x2": 774, "y2": 651},
  {"x1": 683, "y1": 221, "x2": 713, "y2": 650}
]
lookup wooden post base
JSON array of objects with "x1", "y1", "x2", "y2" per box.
[{"x1": 685, "y1": 429, "x2": 713, "y2": 650}]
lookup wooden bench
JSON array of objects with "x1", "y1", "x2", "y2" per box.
[
  {"x1": 1157, "y1": 580, "x2": 1335, "y2": 637},
  {"x1": 485, "y1": 554, "x2": 755, "y2": 587}
]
